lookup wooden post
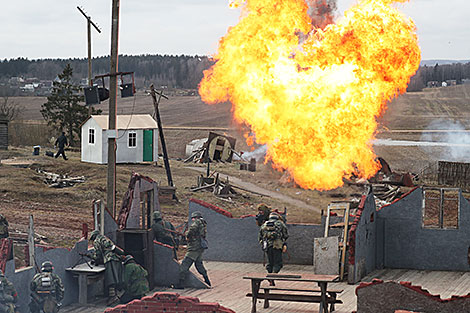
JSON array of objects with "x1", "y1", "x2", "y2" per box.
[
  {"x1": 28, "y1": 215, "x2": 35, "y2": 270},
  {"x1": 107, "y1": 0, "x2": 120, "y2": 217},
  {"x1": 150, "y1": 84, "x2": 173, "y2": 187}
]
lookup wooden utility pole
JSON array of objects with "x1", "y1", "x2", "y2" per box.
[
  {"x1": 107, "y1": 0, "x2": 120, "y2": 217},
  {"x1": 77, "y1": 6, "x2": 101, "y2": 115},
  {"x1": 150, "y1": 84, "x2": 174, "y2": 187}
]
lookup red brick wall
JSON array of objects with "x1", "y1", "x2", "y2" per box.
[{"x1": 105, "y1": 292, "x2": 235, "y2": 313}]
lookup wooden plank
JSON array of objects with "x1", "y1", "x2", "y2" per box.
[
  {"x1": 246, "y1": 293, "x2": 342, "y2": 303},
  {"x1": 262, "y1": 286, "x2": 344, "y2": 293}
]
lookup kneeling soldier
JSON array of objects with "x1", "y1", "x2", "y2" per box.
[
  {"x1": 0, "y1": 269, "x2": 17, "y2": 313},
  {"x1": 30, "y1": 261, "x2": 64, "y2": 313},
  {"x1": 120, "y1": 255, "x2": 149, "y2": 304},
  {"x1": 89, "y1": 230, "x2": 125, "y2": 306}
]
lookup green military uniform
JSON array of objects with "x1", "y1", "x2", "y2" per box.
[
  {"x1": 0, "y1": 269, "x2": 17, "y2": 313},
  {"x1": 151, "y1": 211, "x2": 176, "y2": 247},
  {"x1": 29, "y1": 262, "x2": 64, "y2": 313},
  {"x1": 177, "y1": 211, "x2": 211, "y2": 288},
  {"x1": 0, "y1": 214, "x2": 9, "y2": 239},
  {"x1": 89, "y1": 230, "x2": 124, "y2": 305},
  {"x1": 259, "y1": 213, "x2": 288, "y2": 273},
  {"x1": 120, "y1": 256, "x2": 149, "y2": 304}
]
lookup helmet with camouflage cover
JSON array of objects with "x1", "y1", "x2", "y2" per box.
[
  {"x1": 123, "y1": 255, "x2": 135, "y2": 265},
  {"x1": 257, "y1": 203, "x2": 271, "y2": 214},
  {"x1": 191, "y1": 211, "x2": 203, "y2": 219},
  {"x1": 90, "y1": 230, "x2": 100, "y2": 241},
  {"x1": 153, "y1": 211, "x2": 162, "y2": 221},
  {"x1": 41, "y1": 261, "x2": 54, "y2": 272}
]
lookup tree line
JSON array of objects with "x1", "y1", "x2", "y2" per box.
[
  {"x1": 2, "y1": 56, "x2": 470, "y2": 93},
  {"x1": 407, "y1": 62, "x2": 470, "y2": 91},
  {"x1": 0, "y1": 55, "x2": 214, "y2": 90}
]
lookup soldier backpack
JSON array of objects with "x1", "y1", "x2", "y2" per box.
[{"x1": 264, "y1": 221, "x2": 281, "y2": 240}]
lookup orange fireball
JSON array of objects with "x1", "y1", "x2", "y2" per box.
[{"x1": 199, "y1": 0, "x2": 420, "y2": 190}]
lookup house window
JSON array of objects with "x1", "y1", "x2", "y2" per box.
[
  {"x1": 88, "y1": 128, "x2": 95, "y2": 144},
  {"x1": 423, "y1": 188, "x2": 459, "y2": 229},
  {"x1": 128, "y1": 132, "x2": 137, "y2": 148}
]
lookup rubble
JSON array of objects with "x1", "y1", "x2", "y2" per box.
[
  {"x1": 191, "y1": 173, "x2": 238, "y2": 198},
  {"x1": 36, "y1": 169, "x2": 85, "y2": 188}
]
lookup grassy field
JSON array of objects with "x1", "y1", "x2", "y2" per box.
[{"x1": 2, "y1": 84, "x2": 470, "y2": 249}]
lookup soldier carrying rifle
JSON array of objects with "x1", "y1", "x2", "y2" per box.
[{"x1": 29, "y1": 261, "x2": 64, "y2": 313}]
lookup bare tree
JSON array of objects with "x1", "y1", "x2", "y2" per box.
[{"x1": 0, "y1": 97, "x2": 22, "y2": 121}]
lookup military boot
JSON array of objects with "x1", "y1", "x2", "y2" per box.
[
  {"x1": 203, "y1": 275, "x2": 211, "y2": 287},
  {"x1": 107, "y1": 287, "x2": 120, "y2": 306}
]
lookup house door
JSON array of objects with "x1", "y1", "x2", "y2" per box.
[{"x1": 143, "y1": 130, "x2": 153, "y2": 162}]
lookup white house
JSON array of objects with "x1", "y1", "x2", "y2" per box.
[{"x1": 81, "y1": 114, "x2": 158, "y2": 164}]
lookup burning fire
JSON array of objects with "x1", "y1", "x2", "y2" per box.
[{"x1": 199, "y1": 0, "x2": 420, "y2": 190}]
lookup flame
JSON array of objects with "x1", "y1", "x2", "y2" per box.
[{"x1": 199, "y1": 0, "x2": 420, "y2": 190}]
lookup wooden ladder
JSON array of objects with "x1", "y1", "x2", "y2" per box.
[{"x1": 324, "y1": 202, "x2": 351, "y2": 281}]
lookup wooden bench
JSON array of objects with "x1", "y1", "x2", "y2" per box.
[
  {"x1": 257, "y1": 286, "x2": 343, "y2": 311},
  {"x1": 244, "y1": 274, "x2": 342, "y2": 313}
]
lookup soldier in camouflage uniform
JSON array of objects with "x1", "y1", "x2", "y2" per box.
[
  {"x1": 120, "y1": 255, "x2": 149, "y2": 304},
  {"x1": 89, "y1": 230, "x2": 125, "y2": 305},
  {"x1": 151, "y1": 212, "x2": 178, "y2": 246},
  {"x1": 259, "y1": 212, "x2": 289, "y2": 273},
  {"x1": 0, "y1": 214, "x2": 9, "y2": 239},
  {"x1": 0, "y1": 269, "x2": 17, "y2": 313},
  {"x1": 175, "y1": 211, "x2": 211, "y2": 289},
  {"x1": 29, "y1": 261, "x2": 64, "y2": 313}
]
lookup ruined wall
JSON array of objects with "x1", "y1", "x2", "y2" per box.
[
  {"x1": 356, "y1": 279, "x2": 470, "y2": 313},
  {"x1": 376, "y1": 188, "x2": 470, "y2": 271},
  {"x1": 4, "y1": 241, "x2": 89, "y2": 313},
  {"x1": 347, "y1": 193, "x2": 377, "y2": 284},
  {"x1": 188, "y1": 199, "x2": 340, "y2": 265},
  {"x1": 153, "y1": 241, "x2": 207, "y2": 289},
  {"x1": 104, "y1": 292, "x2": 235, "y2": 313}
]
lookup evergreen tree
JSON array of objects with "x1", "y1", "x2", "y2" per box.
[{"x1": 40, "y1": 64, "x2": 101, "y2": 146}]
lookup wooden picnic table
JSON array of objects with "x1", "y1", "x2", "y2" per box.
[{"x1": 243, "y1": 273, "x2": 340, "y2": 313}]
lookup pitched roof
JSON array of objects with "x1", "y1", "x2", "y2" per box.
[{"x1": 88, "y1": 114, "x2": 158, "y2": 130}]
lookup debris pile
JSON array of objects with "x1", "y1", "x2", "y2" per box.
[
  {"x1": 36, "y1": 169, "x2": 85, "y2": 188},
  {"x1": 191, "y1": 173, "x2": 238, "y2": 199},
  {"x1": 184, "y1": 132, "x2": 236, "y2": 163}
]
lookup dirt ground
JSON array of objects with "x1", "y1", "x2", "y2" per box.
[{"x1": 2, "y1": 84, "x2": 470, "y2": 249}]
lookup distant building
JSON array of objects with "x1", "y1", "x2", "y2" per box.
[
  {"x1": 462, "y1": 79, "x2": 470, "y2": 85},
  {"x1": 445, "y1": 79, "x2": 457, "y2": 86},
  {"x1": 80, "y1": 114, "x2": 158, "y2": 164},
  {"x1": 427, "y1": 81, "x2": 439, "y2": 88}
]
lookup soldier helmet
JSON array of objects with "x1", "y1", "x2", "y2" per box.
[
  {"x1": 123, "y1": 255, "x2": 135, "y2": 265},
  {"x1": 257, "y1": 203, "x2": 271, "y2": 213},
  {"x1": 90, "y1": 230, "x2": 100, "y2": 241},
  {"x1": 153, "y1": 211, "x2": 162, "y2": 221},
  {"x1": 269, "y1": 212, "x2": 279, "y2": 220},
  {"x1": 41, "y1": 261, "x2": 54, "y2": 272},
  {"x1": 191, "y1": 211, "x2": 203, "y2": 219}
]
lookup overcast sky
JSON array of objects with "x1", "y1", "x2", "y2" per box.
[{"x1": 0, "y1": 0, "x2": 468, "y2": 61}]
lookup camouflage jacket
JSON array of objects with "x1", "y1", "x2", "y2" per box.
[
  {"x1": 0, "y1": 274, "x2": 17, "y2": 305},
  {"x1": 30, "y1": 272, "x2": 64, "y2": 302},
  {"x1": 152, "y1": 219, "x2": 175, "y2": 246},
  {"x1": 259, "y1": 218, "x2": 288, "y2": 250},
  {"x1": 122, "y1": 262, "x2": 149, "y2": 297},
  {"x1": 92, "y1": 235, "x2": 124, "y2": 264},
  {"x1": 0, "y1": 214, "x2": 8, "y2": 238},
  {"x1": 186, "y1": 218, "x2": 207, "y2": 252}
]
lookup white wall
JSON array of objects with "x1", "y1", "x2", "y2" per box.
[{"x1": 81, "y1": 118, "x2": 103, "y2": 164}]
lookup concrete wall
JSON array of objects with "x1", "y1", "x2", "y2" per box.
[
  {"x1": 348, "y1": 193, "x2": 377, "y2": 284},
  {"x1": 188, "y1": 199, "x2": 341, "y2": 265},
  {"x1": 81, "y1": 118, "x2": 103, "y2": 164},
  {"x1": 4, "y1": 241, "x2": 89, "y2": 313},
  {"x1": 356, "y1": 280, "x2": 470, "y2": 313},
  {"x1": 376, "y1": 188, "x2": 470, "y2": 271}
]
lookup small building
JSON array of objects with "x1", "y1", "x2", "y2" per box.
[{"x1": 81, "y1": 114, "x2": 158, "y2": 164}]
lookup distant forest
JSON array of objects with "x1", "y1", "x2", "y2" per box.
[
  {"x1": 1, "y1": 55, "x2": 470, "y2": 92},
  {"x1": 0, "y1": 55, "x2": 214, "y2": 90}
]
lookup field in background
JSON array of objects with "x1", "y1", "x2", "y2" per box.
[{"x1": 2, "y1": 85, "x2": 470, "y2": 248}]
